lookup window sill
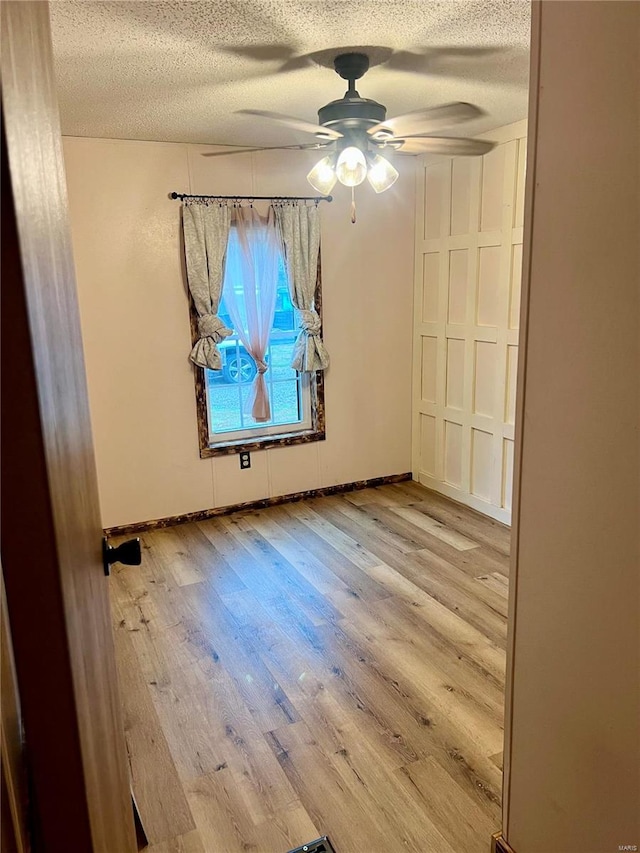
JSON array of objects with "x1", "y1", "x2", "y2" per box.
[{"x1": 199, "y1": 424, "x2": 325, "y2": 458}]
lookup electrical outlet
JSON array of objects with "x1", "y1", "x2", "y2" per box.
[{"x1": 239, "y1": 451, "x2": 251, "y2": 470}]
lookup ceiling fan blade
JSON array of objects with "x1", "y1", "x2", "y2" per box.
[
  {"x1": 392, "y1": 137, "x2": 495, "y2": 156},
  {"x1": 221, "y1": 43, "x2": 298, "y2": 62},
  {"x1": 278, "y1": 55, "x2": 317, "y2": 73},
  {"x1": 201, "y1": 142, "x2": 334, "y2": 158},
  {"x1": 219, "y1": 45, "x2": 316, "y2": 76},
  {"x1": 236, "y1": 109, "x2": 342, "y2": 140},
  {"x1": 385, "y1": 46, "x2": 505, "y2": 75},
  {"x1": 368, "y1": 102, "x2": 484, "y2": 138}
]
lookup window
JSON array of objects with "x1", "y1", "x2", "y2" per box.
[{"x1": 192, "y1": 224, "x2": 325, "y2": 457}]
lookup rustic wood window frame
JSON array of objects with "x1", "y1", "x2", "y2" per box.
[{"x1": 191, "y1": 251, "x2": 326, "y2": 458}]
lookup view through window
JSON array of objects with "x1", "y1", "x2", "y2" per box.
[{"x1": 204, "y1": 228, "x2": 311, "y2": 442}]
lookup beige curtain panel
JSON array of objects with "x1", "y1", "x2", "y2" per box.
[
  {"x1": 182, "y1": 202, "x2": 233, "y2": 370},
  {"x1": 275, "y1": 204, "x2": 330, "y2": 373}
]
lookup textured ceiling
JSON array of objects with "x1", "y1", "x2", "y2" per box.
[{"x1": 50, "y1": 0, "x2": 530, "y2": 148}]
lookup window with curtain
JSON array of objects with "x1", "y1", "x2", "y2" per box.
[{"x1": 184, "y1": 201, "x2": 326, "y2": 457}]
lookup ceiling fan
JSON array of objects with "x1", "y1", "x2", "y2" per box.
[{"x1": 221, "y1": 51, "x2": 495, "y2": 196}]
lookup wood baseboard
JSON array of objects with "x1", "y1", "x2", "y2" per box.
[
  {"x1": 492, "y1": 832, "x2": 517, "y2": 853},
  {"x1": 104, "y1": 472, "x2": 412, "y2": 537}
]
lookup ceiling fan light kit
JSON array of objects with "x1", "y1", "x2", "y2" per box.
[
  {"x1": 335, "y1": 146, "x2": 367, "y2": 186},
  {"x1": 238, "y1": 51, "x2": 495, "y2": 221},
  {"x1": 306, "y1": 154, "x2": 338, "y2": 194},
  {"x1": 366, "y1": 153, "x2": 399, "y2": 193}
]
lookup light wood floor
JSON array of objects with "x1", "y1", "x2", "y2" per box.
[{"x1": 111, "y1": 481, "x2": 510, "y2": 853}]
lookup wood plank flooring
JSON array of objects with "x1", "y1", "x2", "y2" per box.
[{"x1": 110, "y1": 481, "x2": 510, "y2": 853}]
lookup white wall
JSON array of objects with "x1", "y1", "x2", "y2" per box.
[
  {"x1": 504, "y1": 2, "x2": 639, "y2": 851},
  {"x1": 412, "y1": 120, "x2": 527, "y2": 524},
  {"x1": 63, "y1": 138, "x2": 415, "y2": 528}
]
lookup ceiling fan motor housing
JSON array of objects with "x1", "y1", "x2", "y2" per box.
[
  {"x1": 318, "y1": 52, "x2": 387, "y2": 137},
  {"x1": 318, "y1": 96, "x2": 386, "y2": 131}
]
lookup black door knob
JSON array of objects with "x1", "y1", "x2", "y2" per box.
[{"x1": 102, "y1": 537, "x2": 142, "y2": 576}]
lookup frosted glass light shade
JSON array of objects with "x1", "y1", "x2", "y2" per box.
[
  {"x1": 335, "y1": 146, "x2": 367, "y2": 187},
  {"x1": 306, "y1": 156, "x2": 337, "y2": 194},
  {"x1": 366, "y1": 154, "x2": 399, "y2": 193}
]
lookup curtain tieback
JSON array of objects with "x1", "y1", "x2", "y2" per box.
[
  {"x1": 197, "y1": 313, "x2": 232, "y2": 343},
  {"x1": 255, "y1": 359, "x2": 268, "y2": 375},
  {"x1": 299, "y1": 309, "x2": 322, "y2": 336}
]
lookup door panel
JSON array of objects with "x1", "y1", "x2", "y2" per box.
[
  {"x1": 1, "y1": 568, "x2": 29, "y2": 853},
  {"x1": 0, "y1": 2, "x2": 136, "y2": 850}
]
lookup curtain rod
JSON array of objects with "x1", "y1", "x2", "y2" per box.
[{"x1": 170, "y1": 192, "x2": 332, "y2": 203}]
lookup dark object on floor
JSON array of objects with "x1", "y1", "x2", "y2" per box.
[{"x1": 287, "y1": 837, "x2": 336, "y2": 853}]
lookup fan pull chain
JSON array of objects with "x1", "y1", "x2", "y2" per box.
[{"x1": 350, "y1": 186, "x2": 357, "y2": 224}]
